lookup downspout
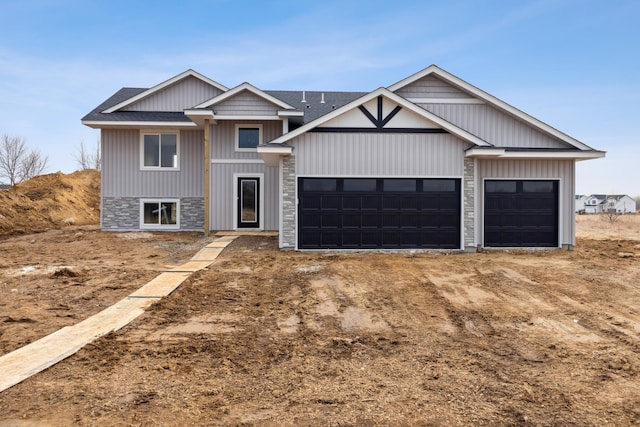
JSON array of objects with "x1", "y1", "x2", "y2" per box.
[{"x1": 203, "y1": 118, "x2": 210, "y2": 236}]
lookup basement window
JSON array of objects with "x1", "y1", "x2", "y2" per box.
[{"x1": 140, "y1": 199, "x2": 179, "y2": 229}]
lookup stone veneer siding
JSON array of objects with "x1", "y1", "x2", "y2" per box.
[
  {"x1": 463, "y1": 157, "x2": 476, "y2": 251},
  {"x1": 280, "y1": 155, "x2": 296, "y2": 249},
  {"x1": 102, "y1": 197, "x2": 204, "y2": 230}
]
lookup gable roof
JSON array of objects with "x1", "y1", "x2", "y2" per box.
[
  {"x1": 264, "y1": 87, "x2": 491, "y2": 147},
  {"x1": 195, "y1": 82, "x2": 295, "y2": 110},
  {"x1": 102, "y1": 70, "x2": 228, "y2": 113},
  {"x1": 388, "y1": 65, "x2": 595, "y2": 151}
]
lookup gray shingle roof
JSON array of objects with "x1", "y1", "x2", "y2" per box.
[
  {"x1": 82, "y1": 88, "x2": 192, "y2": 123},
  {"x1": 83, "y1": 87, "x2": 366, "y2": 125}
]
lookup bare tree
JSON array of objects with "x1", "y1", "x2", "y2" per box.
[
  {"x1": 0, "y1": 134, "x2": 48, "y2": 185},
  {"x1": 73, "y1": 138, "x2": 101, "y2": 170}
]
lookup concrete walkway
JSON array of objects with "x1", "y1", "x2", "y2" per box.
[{"x1": 0, "y1": 235, "x2": 238, "y2": 393}]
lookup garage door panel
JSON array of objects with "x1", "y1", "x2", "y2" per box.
[
  {"x1": 484, "y1": 180, "x2": 558, "y2": 247},
  {"x1": 299, "y1": 178, "x2": 461, "y2": 249}
]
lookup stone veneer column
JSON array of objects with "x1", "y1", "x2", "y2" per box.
[
  {"x1": 280, "y1": 155, "x2": 297, "y2": 249},
  {"x1": 463, "y1": 157, "x2": 477, "y2": 252}
]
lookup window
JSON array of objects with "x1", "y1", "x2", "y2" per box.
[
  {"x1": 140, "y1": 199, "x2": 179, "y2": 229},
  {"x1": 236, "y1": 125, "x2": 262, "y2": 151},
  {"x1": 302, "y1": 178, "x2": 337, "y2": 192},
  {"x1": 384, "y1": 179, "x2": 417, "y2": 192},
  {"x1": 141, "y1": 132, "x2": 179, "y2": 169},
  {"x1": 486, "y1": 181, "x2": 516, "y2": 193},
  {"x1": 344, "y1": 179, "x2": 377, "y2": 192}
]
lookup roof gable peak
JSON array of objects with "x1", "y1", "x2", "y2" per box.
[
  {"x1": 388, "y1": 65, "x2": 594, "y2": 151},
  {"x1": 102, "y1": 69, "x2": 229, "y2": 113},
  {"x1": 195, "y1": 82, "x2": 295, "y2": 110}
]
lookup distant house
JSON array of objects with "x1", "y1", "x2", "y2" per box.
[
  {"x1": 604, "y1": 195, "x2": 636, "y2": 214},
  {"x1": 0, "y1": 184, "x2": 10, "y2": 191},
  {"x1": 582, "y1": 194, "x2": 636, "y2": 214},
  {"x1": 82, "y1": 65, "x2": 605, "y2": 251},
  {"x1": 584, "y1": 195, "x2": 606, "y2": 214},
  {"x1": 575, "y1": 195, "x2": 587, "y2": 213}
]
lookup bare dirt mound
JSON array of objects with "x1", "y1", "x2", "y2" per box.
[{"x1": 0, "y1": 170, "x2": 100, "y2": 237}]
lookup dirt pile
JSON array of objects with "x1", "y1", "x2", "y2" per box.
[{"x1": 0, "y1": 170, "x2": 100, "y2": 237}]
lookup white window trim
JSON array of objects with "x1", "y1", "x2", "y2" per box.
[
  {"x1": 140, "y1": 199, "x2": 180, "y2": 230},
  {"x1": 235, "y1": 124, "x2": 263, "y2": 152},
  {"x1": 233, "y1": 173, "x2": 264, "y2": 231},
  {"x1": 139, "y1": 130, "x2": 181, "y2": 171}
]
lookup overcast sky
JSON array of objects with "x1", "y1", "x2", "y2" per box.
[{"x1": 0, "y1": 0, "x2": 638, "y2": 195}]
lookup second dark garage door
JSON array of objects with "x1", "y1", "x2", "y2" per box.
[
  {"x1": 484, "y1": 180, "x2": 559, "y2": 247},
  {"x1": 298, "y1": 178, "x2": 461, "y2": 249}
]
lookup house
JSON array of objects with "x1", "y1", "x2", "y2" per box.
[
  {"x1": 575, "y1": 195, "x2": 587, "y2": 213},
  {"x1": 0, "y1": 184, "x2": 9, "y2": 191},
  {"x1": 584, "y1": 194, "x2": 607, "y2": 214},
  {"x1": 604, "y1": 195, "x2": 636, "y2": 214},
  {"x1": 82, "y1": 65, "x2": 605, "y2": 251}
]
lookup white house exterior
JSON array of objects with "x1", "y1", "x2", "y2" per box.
[
  {"x1": 584, "y1": 195, "x2": 606, "y2": 214},
  {"x1": 82, "y1": 65, "x2": 605, "y2": 251},
  {"x1": 604, "y1": 195, "x2": 636, "y2": 214},
  {"x1": 575, "y1": 195, "x2": 587, "y2": 213}
]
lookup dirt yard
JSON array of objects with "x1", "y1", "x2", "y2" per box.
[{"x1": 1, "y1": 215, "x2": 639, "y2": 426}]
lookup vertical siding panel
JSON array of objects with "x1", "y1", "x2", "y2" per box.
[
  {"x1": 294, "y1": 133, "x2": 467, "y2": 177},
  {"x1": 211, "y1": 120, "x2": 282, "y2": 159},
  {"x1": 123, "y1": 77, "x2": 223, "y2": 111},
  {"x1": 102, "y1": 128, "x2": 203, "y2": 198},
  {"x1": 422, "y1": 103, "x2": 569, "y2": 149},
  {"x1": 210, "y1": 163, "x2": 278, "y2": 230}
]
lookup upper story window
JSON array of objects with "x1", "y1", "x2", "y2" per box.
[
  {"x1": 235, "y1": 124, "x2": 262, "y2": 152},
  {"x1": 141, "y1": 132, "x2": 179, "y2": 170}
]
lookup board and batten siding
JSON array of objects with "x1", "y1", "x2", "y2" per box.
[
  {"x1": 477, "y1": 159, "x2": 575, "y2": 247},
  {"x1": 213, "y1": 90, "x2": 282, "y2": 116},
  {"x1": 102, "y1": 129, "x2": 203, "y2": 197},
  {"x1": 123, "y1": 76, "x2": 224, "y2": 112},
  {"x1": 210, "y1": 120, "x2": 283, "y2": 160},
  {"x1": 394, "y1": 75, "x2": 473, "y2": 99},
  {"x1": 293, "y1": 133, "x2": 470, "y2": 177},
  {"x1": 421, "y1": 103, "x2": 570, "y2": 149},
  {"x1": 210, "y1": 163, "x2": 279, "y2": 230}
]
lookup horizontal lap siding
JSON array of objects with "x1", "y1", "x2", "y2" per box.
[
  {"x1": 477, "y1": 159, "x2": 575, "y2": 246},
  {"x1": 213, "y1": 91, "x2": 280, "y2": 116},
  {"x1": 210, "y1": 163, "x2": 279, "y2": 230},
  {"x1": 123, "y1": 76, "x2": 223, "y2": 111},
  {"x1": 422, "y1": 103, "x2": 569, "y2": 149},
  {"x1": 294, "y1": 133, "x2": 468, "y2": 177},
  {"x1": 102, "y1": 129, "x2": 203, "y2": 197}
]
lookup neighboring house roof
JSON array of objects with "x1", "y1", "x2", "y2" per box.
[{"x1": 0, "y1": 184, "x2": 10, "y2": 191}]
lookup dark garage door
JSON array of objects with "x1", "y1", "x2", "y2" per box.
[
  {"x1": 484, "y1": 180, "x2": 558, "y2": 247},
  {"x1": 298, "y1": 178, "x2": 460, "y2": 249}
]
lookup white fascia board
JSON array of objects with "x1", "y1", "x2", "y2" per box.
[
  {"x1": 268, "y1": 87, "x2": 491, "y2": 147},
  {"x1": 212, "y1": 115, "x2": 281, "y2": 121},
  {"x1": 195, "y1": 82, "x2": 295, "y2": 110},
  {"x1": 278, "y1": 110, "x2": 304, "y2": 117},
  {"x1": 465, "y1": 148, "x2": 606, "y2": 160},
  {"x1": 388, "y1": 65, "x2": 594, "y2": 151},
  {"x1": 184, "y1": 109, "x2": 215, "y2": 127},
  {"x1": 103, "y1": 70, "x2": 228, "y2": 113},
  {"x1": 256, "y1": 145, "x2": 293, "y2": 155},
  {"x1": 81, "y1": 120, "x2": 197, "y2": 129}
]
